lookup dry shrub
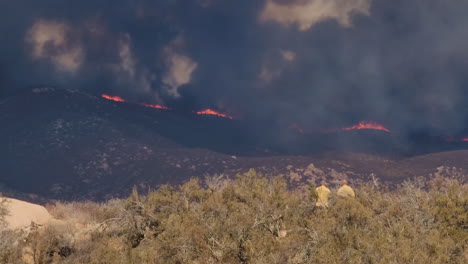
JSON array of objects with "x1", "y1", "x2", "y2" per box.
[
  {"x1": 0, "y1": 229, "x2": 25, "y2": 264},
  {"x1": 47, "y1": 200, "x2": 122, "y2": 226},
  {"x1": 5, "y1": 171, "x2": 468, "y2": 264}
]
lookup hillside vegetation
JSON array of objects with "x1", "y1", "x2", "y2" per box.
[{"x1": 1, "y1": 170, "x2": 467, "y2": 264}]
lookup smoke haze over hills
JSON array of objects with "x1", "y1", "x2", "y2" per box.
[
  {"x1": 2, "y1": 0, "x2": 468, "y2": 141},
  {"x1": 0, "y1": 88, "x2": 466, "y2": 201}
]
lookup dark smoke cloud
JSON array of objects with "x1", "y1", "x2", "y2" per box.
[{"x1": 1, "y1": 0, "x2": 468, "y2": 138}]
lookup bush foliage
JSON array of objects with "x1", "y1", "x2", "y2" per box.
[{"x1": 1, "y1": 171, "x2": 467, "y2": 264}]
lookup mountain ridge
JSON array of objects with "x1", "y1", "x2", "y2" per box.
[{"x1": 0, "y1": 88, "x2": 467, "y2": 201}]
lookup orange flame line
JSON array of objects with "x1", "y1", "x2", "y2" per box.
[
  {"x1": 342, "y1": 121, "x2": 391, "y2": 133},
  {"x1": 196, "y1": 109, "x2": 234, "y2": 119},
  {"x1": 101, "y1": 94, "x2": 126, "y2": 102},
  {"x1": 102, "y1": 94, "x2": 235, "y2": 119},
  {"x1": 102, "y1": 94, "x2": 171, "y2": 109},
  {"x1": 141, "y1": 103, "x2": 170, "y2": 110}
]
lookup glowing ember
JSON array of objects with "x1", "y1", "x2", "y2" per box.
[
  {"x1": 101, "y1": 94, "x2": 126, "y2": 102},
  {"x1": 290, "y1": 123, "x2": 305, "y2": 134},
  {"x1": 342, "y1": 121, "x2": 391, "y2": 133},
  {"x1": 196, "y1": 109, "x2": 234, "y2": 119},
  {"x1": 141, "y1": 103, "x2": 170, "y2": 110}
]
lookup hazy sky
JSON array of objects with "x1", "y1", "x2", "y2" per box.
[{"x1": 2, "y1": 0, "x2": 468, "y2": 137}]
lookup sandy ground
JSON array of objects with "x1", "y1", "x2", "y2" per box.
[{"x1": 3, "y1": 198, "x2": 51, "y2": 229}]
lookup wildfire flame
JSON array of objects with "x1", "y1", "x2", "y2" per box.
[
  {"x1": 102, "y1": 94, "x2": 170, "y2": 110},
  {"x1": 342, "y1": 121, "x2": 391, "y2": 133},
  {"x1": 141, "y1": 103, "x2": 170, "y2": 110},
  {"x1": 101, "y1": 94, "x2": 126, "y2": 102},
  {"x1": 102, "y1": 94, "x2": 234, "y2": 119},
  {"x1": 196, "y1": 109, "x2": 234, "y2": 119},
  {"x1": 92, "y1": 97, "x2": 468, "y2": 138}
]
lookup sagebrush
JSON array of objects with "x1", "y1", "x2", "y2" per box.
[{"x1": 2, "y1": 171, "x2": 467, "y2": 264}]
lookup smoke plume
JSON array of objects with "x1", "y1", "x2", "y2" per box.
[{"x1": 1, "y1": 0, "x2": 468, "y2": 139}]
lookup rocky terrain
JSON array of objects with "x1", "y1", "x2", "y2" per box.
[{"x1": 1, "y1": 198, "x2": 51, "y2": 230}]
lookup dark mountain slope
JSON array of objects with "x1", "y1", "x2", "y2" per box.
[{"x1": 0, "y1": 88, "x2": 466, "y2": 200}]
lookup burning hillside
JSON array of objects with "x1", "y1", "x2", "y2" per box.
[
  {"x1": 101, "y1": 94, "x2": 234, "y2": 119},
  {"x1": 288, "y1": 121, "x2": 391, "y2": 135},
  {"x1": 101, "y1": 94, "x2": 468, "y2": 143},
  {"x1": 101, "y1": 94, "x2": 169, "y2": 110},
  {"x1": 195, "y1": 109, "x2": 234, "y2": 119},
  {"x1": 101, "y1": 94, "x2": 125, "y2": 102},
  {"x1": 141, "y1": 103, "x2": 170, "y2": 110},
  {"x1": 342, "y1": 121, "x2": 391, "y2": 133}
]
